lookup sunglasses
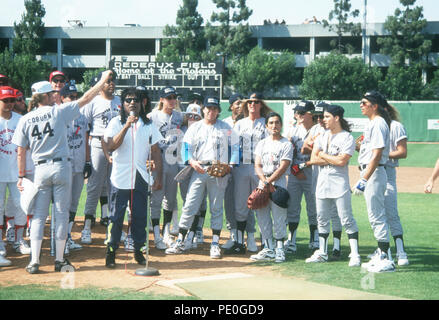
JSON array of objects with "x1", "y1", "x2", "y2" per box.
[
  {"x1": 295, "y1": 111, "x2": 307, "y2": 116},
  {"x1": 249, "y1": 100, "x2": 260, "y2": 105},
  {"x1": 69, "y1": 94, "x2": 78, "y2": 100},
  {"x1": 313, "y1": 114, "x2": 324, "y2": 119},
  {"x1": 1, "y1": 98, "x2": 16, "y2": 103},
  {"x1": 187, "y1": 114, "x2": 201, "y2": 120},
  {"x1": 52, "y1": 79, "x2": 66, "y2": 84},
  {"x1": 124, "y1": 98, "x2": 140, "y2": 103},
  {"x1": 165, "y1": 95, "x2": 177, "y2": 100}
]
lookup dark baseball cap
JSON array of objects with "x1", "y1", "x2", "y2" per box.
[
  {"x1": 314, "y1": 101, "x2": 329, "y2": 114},
  {"x1": 160, "y1": 86, "x2": 177, "y2": 98},
  {"x1": 204, "y1": 96, "x2": 221, "y2": 111},
  {"x1": 189, "y1": 92, "x2": 203, "y2": 102},
  {"x1": 247, "y1": 92, "x2": 263, "y2": 101},
  {"x1": 324, "y1": 104, "x2": 345, "y2": 117},
  {"x1": 294, "y1": 100, "x2": 314, "y2": 113},
  {"x1": 229, "y1": 93, "x2": 243, "y2": 105},
  {"x1": 60, "y1": 82, "x2": 78, "y2": 97},
  {"x1": 363, "y1": 90, "x2": 387, "y2": 106}
]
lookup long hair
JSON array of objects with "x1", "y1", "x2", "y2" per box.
[
  {"x1": 119, "y1": 88, "x2": 150, "y2": 125},
  {"x1": 242, "y1": 99, "x2": 274, "y2": 118},
  {"x1": 384, "y1": 102, "x2": 400, "y2": 122},
  {"x1": 340, "y1": 118, "x2": 352, "y2": 133},
  {"x1": 29, "y1": 93, "x2": 46, "y2": 110}
]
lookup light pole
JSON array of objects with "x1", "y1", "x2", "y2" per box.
[{"x1": 362, "y1": 0, "x2": 368, "y2": 64}]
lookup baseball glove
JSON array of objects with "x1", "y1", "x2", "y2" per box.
[
  {"x1": 206, "y1": 161, "x2": 230, "y2": 177},
  {"x1": 247, "y1": 184, "x2": 275, "y2": 210}
]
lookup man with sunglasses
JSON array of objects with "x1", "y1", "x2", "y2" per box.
[
  {"x1": 60, "y1": 82, "x2": 90, "y2": 254},
  {"x1": 285, "y1": 100, "x2": 321, "y2": 254},
  {"x1": 80, "y1": 71, "x2": 121, "y2": 244},
  {"x1": 0, "y1": 86, "x2": 30, "y2": 263},
  {"x1": 49, "y1": 71, "x2": 67, "y2": 106}
]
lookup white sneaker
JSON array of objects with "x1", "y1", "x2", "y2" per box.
[
  {"x1": 194, "y1": 230, "x2": 204, "y2": 244},
  {"x1": 306, "y1": 250, "x2": 328, "y2": 263},
  {"x1": 275, "y1": 248, "x2": 285, "y2": 263},
  {"x1": 67, "y1": 238, "x2": 82, "y2": 251},
  {"x1": 210, "y1": 243, "x2": 222, "y2": 259},
  {"x1": 183, "y1": 237, "x2": 196, "y2": 250},
  {"x1": 0, "y1": 241, "x2": 7, "y2": 256},
  {"x1": 366, "y1": 259, "x2": 396, "y2": 273},
  {"x1": 246, "y1": 233, "x2": 258, "y2": 252},
  {"x1": 64, "y1": 241, "x2": 70, "y2": 256},
  {"x1": 165, "y1": 239, "x2": 186, "y2": 255},
  {"x1": 154, "y1": 237, "x2": 168, "y2": 250},
  {"x1": 348, "y1": 253, "x2": 361, "y2": 267},
  {"x1": 163, "y1": 234, "x2": 175, "y2": 247},
  {"x1": 0, "y1": 255, "x2": 11, "y2": 267},
  {"x1": 6, "y1": 227, "x2": 15, "y2": 244},
  {"x1": 124, "y1": 235, "x2": 134, "y2": 252},
  {"x1": 284, "y1": 239, "x2": 297, "y2": 254},
  {"x1": 80, "y1": 229, "x2": 92, "y2": 244},
  {"x1": 397, "y1": 252, "x2": 409, "y2": 266},
  {"x1": 250, "y1": 248, "x2": 275, "y2": 261},
  {"x1": 14, "y1": 239, "x2": 31, "y2": 255}
]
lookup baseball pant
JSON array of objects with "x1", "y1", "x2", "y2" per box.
[
  {"x1": 316, "y1": 192, "x2": 359, "y2": 235},
  {"x1": 1, "y1": 182, "x2": 27, "y2": 226},
  {"x1": 150, "y1": 153, "x2": 179, "y2": 220},
  {"x1": 231, "y1": 164, "x2": 257, "y2": 232},
  {"x1": 384, "y1": 166, "x2": 404, "y2": 237},
  {"x1": 30, "y1": 161, "x2": 72, "y2": 241},
  {"x1": 70, "y1": 172, "x2": 85, "y2": 213},
  {"x1": 178, "y1": 171, "x2": 228, "y2": 231},
  {"x1": 255, "y1": 200, "x2": 287, "y2": 241},
  {"x1": 178, "y1": 173, "x2": 207, "y2": 212},
  {"x1": 83, "y1": 138, "x2": 111, "y2": 218},
  {"x1": 363, "y1": 166, "x2": 390, "y2": 243},
  {"x1": 287, "y1": 167, "x2": 317, "y2": 225},
  {"x1": 107, "y1": 170, "x2": 148, "y2": 251}
]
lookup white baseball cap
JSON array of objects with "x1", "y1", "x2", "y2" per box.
[
  {"x1": 186, "y1": 103, "x2": 202, "y2": 117},
  {"x1": 31, "y1": 81, "x2": 54, "y2": 95}
]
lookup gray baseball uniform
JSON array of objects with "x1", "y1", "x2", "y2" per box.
[{"x1": 358, "y1": 116, "x2": 390, "y2": 243}]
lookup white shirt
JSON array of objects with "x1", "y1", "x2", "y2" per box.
[
  {"x1": 0, "y1": 112, "x2": 21, "y2": 182},
  {"x1": 82, "y1": 95, "x2": 121, "y2": 137},
  {"x1": 254, "y1": 136, "x2": 293, "y2": 188},
  {"x1": 358, "y1": 116, "x2": 390, "y2": 166},
  {"x1": 234, "y1": 117, "x2": 269, "y2": 165},
  {"x1": 315, "y1": 130, "x2": 355, "y2": 198},
  {"x1": 104, "y1": 117, "x2": 163, "y2": 189},
  {"x1": 386, "y1": 120, "x2": 407, "y2": 168}
]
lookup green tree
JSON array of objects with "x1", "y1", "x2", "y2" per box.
[
  {"x1": 322, "y1": 0, "x2": 361, "y2": 54},
  {"x1": 228, "y1": 47, "x2": 299, "y2": 95},
  {"x1": 300, "y1": 52, "x2": 381, "y2": 100},
  {"x1": 0, "y1": 48, "x2": 51, "y2": 96},
  {"x1": 157, "y1": 0, "x2": 206, "y2": 62},
  {"x1": 80, "y1": 68, "x2": 106, "y2": 93},
  {"x1": 377, "y1": 0, "x2": 431, "y2": 68},
  {"x1": 13, "y1": 0, "x2": 46, "y2": 55},
  {"x1": 204, "y1": 0, "x2": 253, "y2": 65}
]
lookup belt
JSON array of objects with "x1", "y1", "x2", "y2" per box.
[
  {"x1": 358, "y1": 164, "x2": 385, "y2": 171},
  {"x1": 35, "y1": 157, "x2": 70, "y2": 166},
  {"x1": 91, "y1": 136, "x2": 102, "y2": 140}
]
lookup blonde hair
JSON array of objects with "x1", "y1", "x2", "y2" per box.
[
  {"x1": 242, "y1": 99, "x2": 273, "y2": 118},
  {"x1": 156, "y1": 98, "x2": 182, "y2": 112},
  {"x1": 29, "y1": 93, "x2": 46, "y2": 111}
]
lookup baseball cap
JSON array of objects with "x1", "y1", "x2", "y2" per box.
[
  {"x1": 185, "y1": 103, "x2": 202, "y2": 117},
  {"x1": 0, "y1": 86, "x2": 16, "y2": 100},
  {"x1": 324, "y1": 104, "x2": 345, "y2": 117},
  {"x1": 189, "y1": 92, "x2": 203, "y2": 102},
  {"x1": 31, "y1": 81, "x2": 54, "y2": 95},
  {"x1": 60, "y1": 82, "x2": 78, "y2": 97},
  {"x1": 203, "y1": 96, "x2": 221, "y2": 111},
  {"x1": 247, "y1": 92, "x2": 264, "y2": 101},
  {"x1": 229, "y1": 93, "x2": 243, "y2": 105},
  {"x1": 314, "y1": 101, "x2": 329, "y2": 114},
  {"x1": 294, "y1": 100, "x2": 314, "y2": 113},
  {"x1": 49, "y1": 70, "x2": 66, "y2": 82},
  {"x1": 160, "y1": 86, "x2": 177, "y2": 98},
  {"x1": 363, "y1": 90, "x2": 386, "y2": 106},
  {"x1": 13, "y1": 89, "x2": 24, "y2": 99}
]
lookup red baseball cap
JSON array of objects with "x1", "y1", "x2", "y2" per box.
[
  {"x1": 13, "y1": 89, "x2": 24, "y2": 98},
  {"x1": 49, "y1": 70, "x2": 66, "y2": 82},
  {"x1": 0, "y1": 86, "x2": 16, "y2": 100}
]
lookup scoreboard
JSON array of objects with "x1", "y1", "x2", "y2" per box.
[{"x1": 110, "y1": 60, "x2": 223, "y2": 107}]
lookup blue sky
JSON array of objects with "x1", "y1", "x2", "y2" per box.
[{"x1": 1, "y1": 0, "x2": 438, "y2": 27}]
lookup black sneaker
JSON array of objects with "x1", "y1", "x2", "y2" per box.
[
  {"x1": 26, "y1": 263, "x2": 39, "y2": 274},
  {"x1": 332, "y1": 249, "x2": 341, "y2": 260},
  {"x1": 224, "y1": 242, "x2": 246, "y2": 255},
  {"x1": 134, "y1": 250, "x2": 146, "y2": 265},
  {"x1": 55, "y1": 258, "x2": 74, "y2": 272},
  {"x1": 105, "y1": 246, "x2": 116, "y2": 268}
]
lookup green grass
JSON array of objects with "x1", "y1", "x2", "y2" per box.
[
  {"x1": 270, "y1": 193, "x2": 439, "y2": 300},
  {"x1": 0, "y1": 285, "x2": 196, "y2": 300}
]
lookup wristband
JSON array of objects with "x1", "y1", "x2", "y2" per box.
[{"x1": 19, "y1": 176, "x2": 25, "y2": 179}]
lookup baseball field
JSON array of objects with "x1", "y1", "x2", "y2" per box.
[{"x1": 0, "y1": 143, "x2": 438, "y2": 300}]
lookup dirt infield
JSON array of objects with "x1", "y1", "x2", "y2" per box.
[{"x1": 0, "y1": 166, "x2": 428, "y2": 298}]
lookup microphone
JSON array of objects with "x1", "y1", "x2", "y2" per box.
[{"x1": 129, "y1": 111, "x2": 135, "y2": 127}]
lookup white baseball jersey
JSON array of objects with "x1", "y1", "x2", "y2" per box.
[
  {"x1": 104, "y1": 116, "x2": 163, "y2": 189},
  {"x1": 148, "y1": 109, "x2": 184, "y2": 151},
  {"x1": 386, "y1": 120, "x2": 407, "y2": 168},
  {"x1": 12, "y1": 102, "x2": 80, "y2": 163},
  {"x1": 82, "y1": 95, "x2": 121, "y2": 137},
  {"x1": 183, "y1": 119, "x2": 238, "y2": 164},
  {"x1": 287, "y1": 124, "x2": 320, "y2": 165},
  {"x1": 314, "y1": 130, "x2": 355, "y2": 198},
  {"x1": 358, "y1": 116, "x2": 390, "y2": 166},
  {"x1": 254, "y1": 136, "x2": 293, "y2": 188},
  {"x1": 234, "y1": 117, "x2": 269, "y2": 165},
  {"x1": 0, "y1": 112, "x2": 21, "y2": 182},
  {"x1": 67, "y1": 112, "x2": 89, "y2": 173}
]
